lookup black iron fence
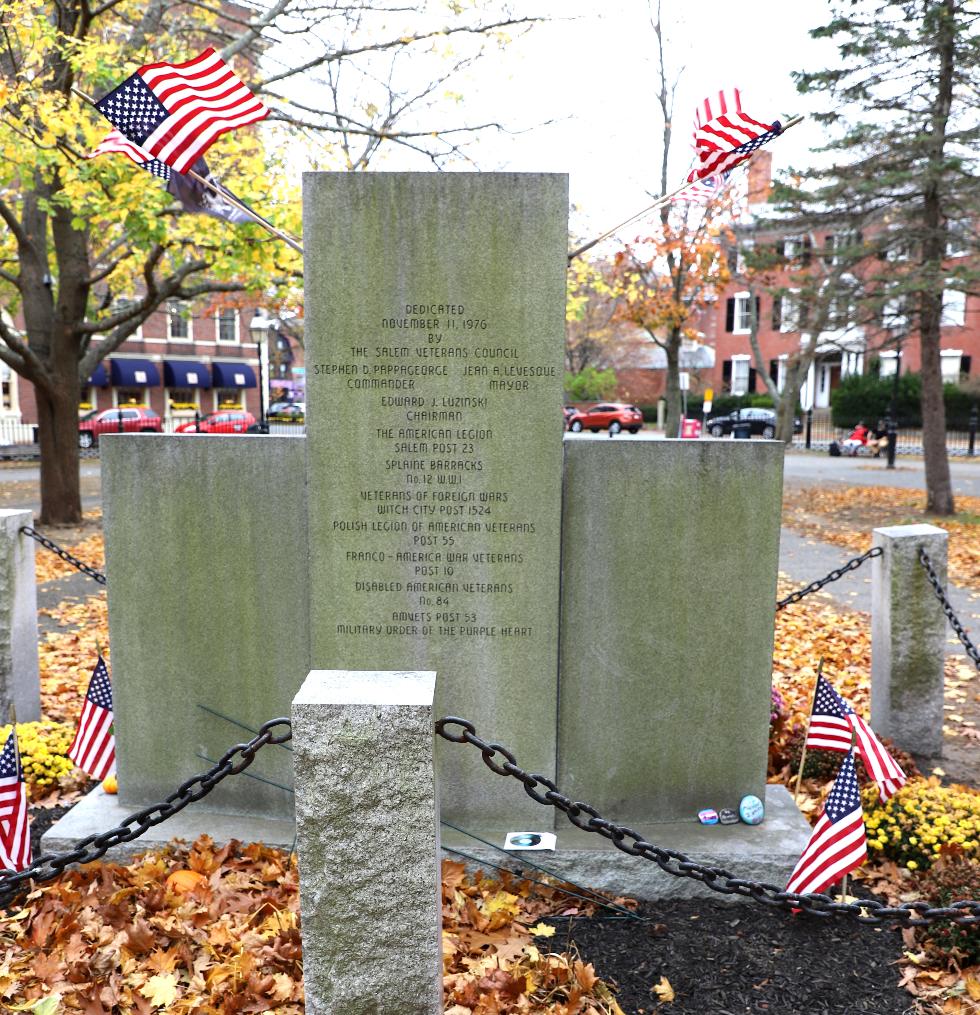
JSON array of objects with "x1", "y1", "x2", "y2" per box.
[{"x1": 791, "y1": 413, "x2": 977, "y2": 456}]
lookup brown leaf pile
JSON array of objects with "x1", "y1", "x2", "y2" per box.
[
  {"x1": 782, "y1": 485, "x2": 980, "y2": 590},
  {"x1": 442, "y1": 860, "x2": 627, "y2": 1014},
  {"x1": 0, "y1": 836, "x2": 303, "y2": 1013},
  {"x1": 0, "y1": 842, "x2": 627, "y2": 1015},
  {"x1": 33, "y1": 532, "x2": 106, "y2": 585},
  {"x1": 38, "y1": 595, "x2": 108, "y2": 726}
]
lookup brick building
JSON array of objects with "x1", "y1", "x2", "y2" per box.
[
  {"x1": 708, "y1": 152, "x2": 979, "y2": 408},
  {"x1": 1, "y1": 299, "x2": 304, "y2": 434}
]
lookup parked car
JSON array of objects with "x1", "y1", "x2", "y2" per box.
[
  {"x1": 705, "y1": 407, "x2": 803, "y2": 439},
  {"x1": 268, "y1": 402, "x2": 305, "y2": 422},
  {"x1": 267, "y1": 400, "x2": 295, "y2": 415},
  {"x1": 175, "y1": 410, "x2": 256, "y2": 434},
  {"x1": 78, "y1": 406, "x2": 162, "y2": 448},
  {"x1": 567, "y1": 403, "x2": 644, "y2": 434}
]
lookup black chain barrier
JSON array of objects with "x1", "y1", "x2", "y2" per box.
[
  {"x1": 919, "y1": 548, "x2": 980, "y2": 670},
  {"x1": 0, "y1": 717, "x2": 292, "y2": 909},
  {"x1": 776, "y1": 547, "x2": 882, "y2": 611},
  {"x1": 436, "y1": 716, "x2": 979, "y2": 928},
  {"x1": 19, "y1": 526, "x2": 107, "y2": 586}
]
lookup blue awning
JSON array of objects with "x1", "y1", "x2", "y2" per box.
[
  {"x1": 164, "y1": 360, "x2": 210, "y2": 388},
  {"x1": 110, "y1": 358, "x2": 160, "y2": 387},
  {"x1": 211, "y1": 361, "x2": 257, "y2": 389},
  {"x1": 87, "y1": 364, "x2": 109, "y2": 387}
]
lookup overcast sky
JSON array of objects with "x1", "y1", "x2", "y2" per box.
[{"x1": 457, "y1": 0, "x2": 840, "y2": 243}]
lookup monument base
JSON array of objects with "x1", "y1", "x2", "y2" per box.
[
  {"x1": 42, "y1": 786, "x2": 809, "y2": 902},
  {"x1": 40, "y1": 785, "x2": 295, "y2": 861},
  {"x1": 441, "y1": 786, "x2": 810, "y2": 900}
]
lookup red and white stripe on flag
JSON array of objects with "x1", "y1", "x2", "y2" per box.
[
  {"x1": 805, "y1": 714, "x2": 852, "y2": 753},
  {"x1": 0, "y1": 729, "x2": 31, "y2": 871},
  {"x1": 139, "y1": 48, "x2": 268, "y2": 172},
  {"x1": 88, "y1": 129, "x2": 154, "y2": 165},
  {"x1": 786, "y1": 749, "x2": 867, "y2": 897},
  {"x1": 68, "y1": 657, "x2": 116, "y2": 782},
  {"x1": 688, "y1": 88, "x2": 778, "y2": 182},
  {"x1": 849, "y1": 713, "x2": 907, "y2": 801}
]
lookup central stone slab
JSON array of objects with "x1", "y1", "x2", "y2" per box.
[{"x1": 303, "y1": 173, "x2": 568, "y2": 824}]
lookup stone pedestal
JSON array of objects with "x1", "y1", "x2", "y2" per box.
[
  {"x1": 292, "y1": 670, "x2": 441, "y2": 1015},
  {"x1": 871, "y1": 524, "x2": 947, "y2": 757},
  {"x1": 0, "y1": 510, "x2": 40, "y2": 722},
  {"x1": 558, "y1": 439, "x2": 783, "y2": 822}
]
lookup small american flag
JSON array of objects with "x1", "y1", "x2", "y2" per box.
[
  {"x1": 688, "y1": 88, "x2": 781, "y2": 182},
  {"x1": 89, "y1": 130, "x2": 172, "y2": 179},
  {"x1": 673, "y1": 170, "x2": 731, "y2": 205},
  {"x1": 786, "y1": 748, "x2": 867, "y2": 897},
  {"x1": 805, "y1": 672, "x2": 907, "y2": 802},
  {"x1": 94, "y1": 48, "x2": 267, "y2": 174},
  {"x1": 0, "y1": 728, "x2": 31, "y2": 871},
  {"x1": 68, "y1": 656, "x2": 116, "y2": 781}
]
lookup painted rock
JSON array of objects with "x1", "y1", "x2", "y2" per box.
[
  {"x1": 739, "y1": 794, "x2": 765, "y2": 825},
  {"x1": 718, "y1": 808, "x2": 739, "y2": 825},
  {"x1": 697, "y1": 808, "x2": 719, "y2": 825}
]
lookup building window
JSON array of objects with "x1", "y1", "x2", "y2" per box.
[
  {"x1": 0, "y1": 362, "x2": 12, "y2": 411},
  {"x1": 881, "y1": 297, "x2": 907, "y2": 332},
  {"x1": 946, "y1": 221, "x2": 970, "y2": 258},
  {"x1": 825, "y1": 231, "x2": 862, "y2": 265},
  {"x1": 216, "y1": 309, "x2": 238, "y2": 344},
  {"x1": 780, "y1": 235, "x2": 812, "y2": 265},
  {"x1": 731, "y1": 356, "x2": 751, "y2": 395},
  {"x1": 168, "y1": 301, "x2": 192, "y2": 341},
  {"x1": 879, "y1": 351, "x2": 900, "y2": 378},
  {"x1": 941, "y1": 287, "x2": 966, "y2": 328},
  {"x1": 727, "y1": 292, "x2": 754, "y2": 334},
  {"x1": 215, "y1": 388, "x2": 244, "y2": 410},
  {"x1": 168, "y1": 387, "x2": 199, "y2": 414},
  {"x1": 777, "y1": 290, "x2": 805, "y2": 333},
  {"x1": 941, "y1": 350, "x2": 963, "y2": 384}
]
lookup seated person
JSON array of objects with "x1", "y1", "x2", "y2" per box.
[
  {"x1": 841, "y1": 421, "x2": 869, "y2": 455},
  {"x1": 868, "y1": 419, "x2": 889, "y2": 457}
]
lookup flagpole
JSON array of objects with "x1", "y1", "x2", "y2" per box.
[
  {"x1": 794, "y1": 657, "x2": 824, "y2": 806},
  {"x1": 71, "y1": 87, "x2": 303, "y2": 256},
  {"x1": 567, "y1": 114, "x2": 805, "y2": 264}
]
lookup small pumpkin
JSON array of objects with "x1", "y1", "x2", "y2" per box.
[
  {"x1": 165, "y1": 869, "x2": 209, "y2": 895},
  {"x1": 102, "y1": 774, "x2": 118, "y2": 795}
]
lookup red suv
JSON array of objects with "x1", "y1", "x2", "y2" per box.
[
  {"x1": 567, "y1": 403, "x2": 644, "y2": 434},
  {"x1": 175, "y1": 410, "x2": 256, "y2": 434},
  {"x1": 78, "y1": 407, "x2": 162, "y2": 448}
]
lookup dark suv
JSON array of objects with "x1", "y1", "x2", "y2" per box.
[{"x1": 705, "y1": 408, "x2": 802, "y2": 439}]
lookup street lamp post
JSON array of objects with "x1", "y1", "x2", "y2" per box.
[
  {"x1": 249, "y1": 313, "x2": 270, "y2": 427},
  {"x1": 886, "y1": 338, "x2": 902, "y2": 471}
]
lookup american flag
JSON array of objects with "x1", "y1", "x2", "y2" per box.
[
  {"x1": 68, "y1": 656, "x2": 116, "y2": 781},
  {"x1": 88, "y1": 130, "x2": 172, "y2": 180},
  {"x1": 786, "y1": 748, "x2": 867, "y2": 897},
  {"x1": 94, "y1": 48, "x2": 268, "y2": 174},
  {"x1": 805, "y1": 672, "x2": 907, "y2": 802},
  {"x1": 0, "y1": 728, "x2": 31, "y2": 871},
  {"x1": 688, "y1": 88, "x2": 781, "y2": 183},
  {"x1": 673, "y1": 170, "x2": 732, "y2": 205}
]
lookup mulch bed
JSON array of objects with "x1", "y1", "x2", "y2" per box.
[{"x1": 550, "y1": 895, "x2": 911, "y2": 1014}]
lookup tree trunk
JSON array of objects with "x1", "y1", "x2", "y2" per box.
[
  {"x1": 37, "y1": 378, "x2": 82, "y2": 526},
  {"x1": 664, "y1": 331, "x2": 682, "y2": 437},
  {"x1": 920, "y1": 294, "x2": 954, "y2": 514}
]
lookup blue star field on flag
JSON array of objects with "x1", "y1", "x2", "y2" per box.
[{"x1": 96, "y1": 76, "x2": 171, "y2": 146}]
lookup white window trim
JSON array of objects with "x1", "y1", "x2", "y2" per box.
[
  {"x1": 730, "y1": 353, "x2": 751, "y2": 395},
  {"x1": 941, "y1": 349, "x2": 963, "y2": 383},
  {"x1": 941, "y1": 286, "x2": 966, "y2": 328},
  {"x1": 776, "y1": 354, "x2": 788, "y2": 394},
  {"x1": 215, "y1": 309, "x2": 240, "y2": 344},
  {"x1": 167, "y1": 301, "x2": 193, "y2": 343},
  {"x1": 779, "y1": 289, "x2": 802, "y2": 333},
  {"x1": 732, "y1": 291, "x2": 752, "y2": 335}
]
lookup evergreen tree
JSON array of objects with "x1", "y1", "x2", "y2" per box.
[{"x1": 781, "y1": 0, "x2": 980, "y2": 513}]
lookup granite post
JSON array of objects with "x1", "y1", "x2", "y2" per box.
[
  {"x1": 0, "y1": 510, "x2": 41, "y2": 722},
  {"x1": 303, "y1": 173, "x2": 567, "y2": 826},
  {"x1": 558, "y1": 440, "x2": 783, "y2": 821},
  {"x1": 292, "y1": 669, "x2": 441, "y2": 1015},
  {"x1": 871, "y1": 524, "x2": 948, "y2": 757}
]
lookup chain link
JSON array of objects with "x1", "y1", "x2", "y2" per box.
[
  {"x1": 0, "y1": 718, "x2": 292, "y2": 908},
  {"x1": 19, "y1": 526, "x2": 107, "y2": 586},
  {"x1": 436, "y1": 716, "x2": 979, "y2": 928},
  {"x1": 776, "y1": 547, "x2": 882, "y2": 611},
  {"x1": 919, "y1": 549, "x2": 980, "y2": 670}
]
